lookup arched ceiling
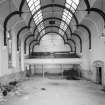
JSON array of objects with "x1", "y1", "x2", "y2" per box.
[{"x1": 3, "y1": 0, "x2": 105, "y2": 53}]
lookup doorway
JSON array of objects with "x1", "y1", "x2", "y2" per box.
[{"x1": 96, "y1": 67, "x2": 102, "y2": 84}]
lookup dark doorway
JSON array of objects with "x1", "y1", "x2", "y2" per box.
[{"x1": 96, "y1": 67, "x2": 102, "y2": 84}]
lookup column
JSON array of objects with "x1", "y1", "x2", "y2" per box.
[
  {"x1": 0, "y1": 25, "x2": 8, "y2": 76},
  {"x1": 20, "y1": 37, "x2": 25, "y2": 71},
  {"x1": 11, "y1": 30, "x2": 17, "y2": 69}
]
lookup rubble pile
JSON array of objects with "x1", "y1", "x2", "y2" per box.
[{"x1": 0, "y1": 80, "x2": 26, "y2": 102}]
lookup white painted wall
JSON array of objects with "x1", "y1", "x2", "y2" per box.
[
  {"x1": 33, "y1": 33, "x2": 70, "y2": 52},
  {"x1": 0, "y1": 24, "x2": 8, "y2": 76}
]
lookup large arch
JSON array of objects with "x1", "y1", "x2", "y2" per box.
[
  {"x1": 63, "y1": 42, "x2": 73, "y2": 52},
  {"x1": 13, "y1": 3, "x2": 92, "y2": 50},
  {"x1": 37, "y1": 26, "x2": 79, "y2": 52},
  {"x1": 36, "y1": 25, "x2": 69, "y2": 41},
  {"x1": 86, "y1": 8, "x2": 105, "y2": 26},
  {"x1": 77, "y1": 24, "x2": 91, "y2": 49},
  {"x1": 17, "y1": 26, "x2": 30, "y2": 50},
  {"x1": 37, "y1": 31, "x2": 76, "y2": 52},
  {"x1": 3, "y1": 0, "x2": 91, "y2": 48},
  {"x1": 68, "y1": 39, "x2": 76, "y2": 53},
  {"x1": 20, "y1": 23, "x2": 82, "y2": 53},
  {"x1": 28, "y1": 4, "x2": 79, "y2": 27},
  {"x1": 71, "y1": 33, "x2": 82, "y2": 52},
  {"x1": 29, "y1": 40, "x2": 39, "y2": 54},
  {"x1": 24, "y1": 34, "x2": 34, "y2": 53},
  {"x1": 3, "y1": 11, "x2": 23, "y2": 45},
  {"x1": 32, "y1": 17, "x2": 72, "y2": 36},
  {"x1": 32, "y1": 41, "x2": 73, "y2": 53},
  {"x1": 31, "y1": 32, "x2": 73, "y2": 53},
  {"x1": 38, "y1": 32, "x2": 66, "y2": 44}
]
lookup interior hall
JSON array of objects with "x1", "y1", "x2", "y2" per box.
[{"x1": 0, "y1": 0, "x2": 105, "y2": 105}]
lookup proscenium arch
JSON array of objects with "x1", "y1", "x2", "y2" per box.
[
  {"x1": 77, "y1": 24, "x2": 91, "y2": 49},
  {"x1": 37, "y1": 26, "x2": 80, "y2": 52},
  {"x1": 29, "y1": 40, "x2": 39, "y2": 54},
  {"x1": 17, "y1": 26, "x2": 30, "y2": 50},
  {"x1": 32, "y1": 17, "x2": 72, "y2": 36},
  {"x1": 28, "y1": 4, "x2": 79, "y2": 27},
  {"x1": 32, "y1": 39, "x2": 73, "y2": 53},
  {"x1": 71, "y1": 33, "x2": 82, "y2": 52},
  {"x1": 86, "y1": 8, "x2": 105, "y2": 26},
  {"x1": 67, "y1": 39, "x2": 76, "y2": 53},
  {"x1": 38, "y1": 31, "x2": 75, "y2": 52},
  {"x1": 64, "y1": 42, "x2": 73, "y2": 52},
  {"x1": 34, "y1": 26, "x2": 81, "y2": 53},
  {"x1": 31, "y1": 44, "x2": 40, "y2": 53},
  {"x1": 32, "y1": 32, "x2": 73, "y2": 53},
  {"x1": 36, "y1": 25, "x2": 69, "y2": 41},
  {"x1": 3, "y1": 11, "x2": 23, "y2": 45},
  {"x1": 39, "y1": 32, "x2": 66, "y2": 44},
  {"x1": 32, "y1": 41, "x2": 73, "y2": 52},
  {"x1": 24, "y1": 34, "x2": 34, "y2": 53}
]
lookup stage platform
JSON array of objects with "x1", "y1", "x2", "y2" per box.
[{"x1": 24, "y1": 58, "x2": 82, "y2": 64}]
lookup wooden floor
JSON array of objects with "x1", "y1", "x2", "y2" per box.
[{"x1": 1, "y1": 76, "x2": 105, "y2": 105}]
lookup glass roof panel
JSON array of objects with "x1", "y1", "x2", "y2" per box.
[
  {"x1": 68, "y1": 12, "x2": 72, "y2": 17},
  {"x1": 40, "y1": 30, "x2": 45, "y2": 36},
  {"x1": 30, "y1": 5, "x2": 34, "y2": 11},
  {"x1": 65, "y1": 3, "x2": 70, "y2": 8},
  {"x1": 64, "y1": 9, "x2": 68, "y2": 14},
  {"x1": 32, "y1": 9, "x2": 36, "y2": 14},
  {"x1": 27, "y1": 0, "x2": 30, "y2": 2},
  {"x1": 59, "y1": 0, "x2": 79, "y2": 35},
  {"x1": 66, "y1": 0, "x2": 72, "y2": 5},
  {"x1": 63, "y1": 11, "x2": 68, "y2": 17},
  {"x1": 59, "y1": 29, "x2": 64, "y2": 36},
  {"x1": 35, "y1": 0, "x2": 40, "y2": 6},
  {"x1": 26, "y1": 0, "x2": 45, "y2": 37},
  {"x1": 36, "y1": 5, "x2": 40, "y2": 10},
  {"x1": 73, "y1": 0, "x2": 80, "y2": 5},
  {"x1": 37, "y1": 11, "x2": 41, "y2": 15},
  {"x1": 28, "y1": 1, "x2": 33, "y2": 7},
  {"x1": 72, "y1": 3, "x2": 77, "y2": 10},
  {"x1": 70, "y1": 7, "x2": 75, "y2": 13}
]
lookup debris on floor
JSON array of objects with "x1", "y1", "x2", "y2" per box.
[
  {"x1": 41, "y1": 88, "x2": 46, "y2": 91},
  {"x1": 0, "y1": 80, "x2": 26, "y2": 98},
  {"x1": 102, "y1": 86, "x2": 105, "y2": 92},
  {"x1": 0, "y1": 91, "x2": 7, "y2": 102},
  {"x1": 14, "y1": 87, "x2": 27, "y2": 96},
  {"x1": 1, "y1": 77, "x2": 105, "y2": 105}
]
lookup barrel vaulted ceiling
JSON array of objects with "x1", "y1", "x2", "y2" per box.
[{"x1": 2, "y1": 0, "x2": 105, "y2": 53}]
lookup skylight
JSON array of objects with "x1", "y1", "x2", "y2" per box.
[
  {"x1": 59, "y1": 0, "x2": 79, "y2": 35},
  {"x1": 26, "y1": 0, "x2": 45, "y2": 36}
]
